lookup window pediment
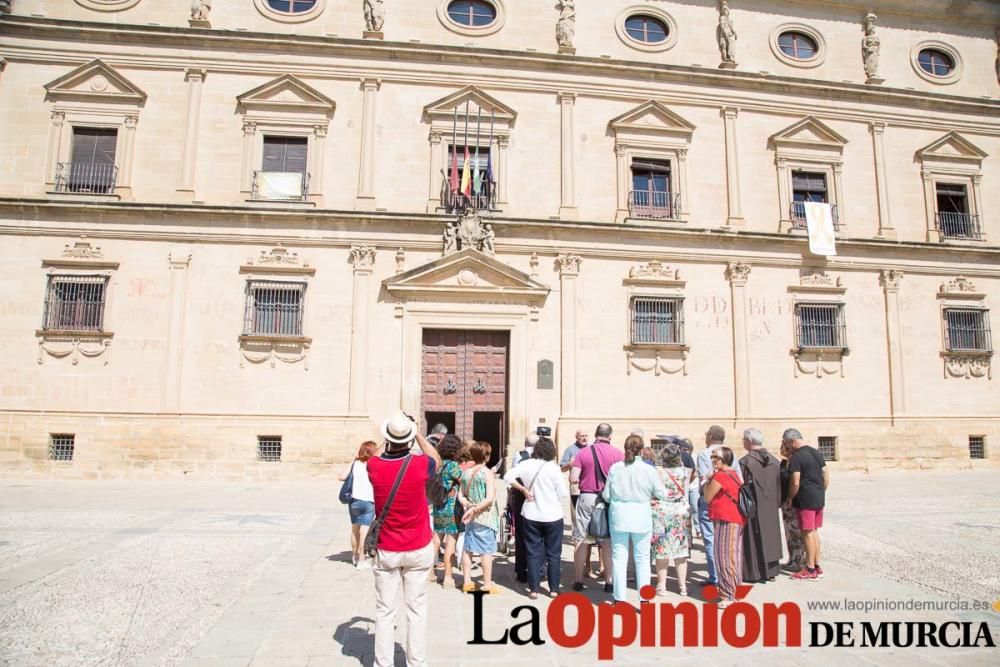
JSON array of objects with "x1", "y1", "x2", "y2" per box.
[
  {"x1": 916, "y1": 132, "x2": 987, "y2": 167},
  {"x1": 44, "y1": 59, "x2": 147, "y2": 106},
  {"x1": 608, "y1": 101, "x2": 695, "y2": 145},
  {"x1": 383, "y1": 248, "x2": 548, "y2": 303},
  {"x1": 770, "y1": 117, "x2": 847, "y2": 154},
  {"x1": 423, "y1": 86, "x2": 517, "y2": 128},
  {"x1": 237, "y1": 75, "x2": 336, "y2": 117}
]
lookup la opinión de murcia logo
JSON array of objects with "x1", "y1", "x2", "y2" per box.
[{"x1": 467, "y1": 585, "x2": 996, "y2": 659}]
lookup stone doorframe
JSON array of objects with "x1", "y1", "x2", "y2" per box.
[{"x1": 399, "y1": 305, "x2": 530, "y2": 457}]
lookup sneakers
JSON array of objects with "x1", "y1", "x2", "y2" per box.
[
  {"x1": 356, "y1": 559, "x2": 372, "y2": 570},
  {"x1": 814, "y1": 564, "x2": 825, "y2": 579},
  {"x1": 603, "y1": 582, "x2": 613, "y2": 594},
  {"x1": 791, "y1": 567, "x2": 818, "y2": 581}
]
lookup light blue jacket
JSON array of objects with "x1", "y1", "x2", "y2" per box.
[{"x1": 602, "y1": 460, "x2": 668, "y2": 533}]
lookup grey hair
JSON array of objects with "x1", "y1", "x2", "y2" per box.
[
  {"x1": 659, "y1": 443, "x2": 682, "y2": 468},
  {"x1": 782, "y1": 428, "x2": 803, "y2": 442},
  {"x1": 595, "y1": 423, "x2": 613, "y2": 439},
  {"x1": 743, "y1": 428, "x2": 764, "y2": 447},
  {"x1": 630, "y1": 427, "x2": 644, "y2": 437},
  {"x1": 430, "y1": 423, "x2": 448, "y2": 436}
]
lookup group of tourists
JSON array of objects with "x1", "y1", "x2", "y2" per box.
[{"x1": 340, "y1": 411, "x2": 831, "y2": 667}]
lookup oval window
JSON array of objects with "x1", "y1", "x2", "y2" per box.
[
  {"x1": 778, "y1": 31, "x2": 818, "y2": 59},
  {"x1": 447, "y1": 0, "x2": 497, "y2": 27},
  {"x1": 266, "y1": 0, "x2": 317, "y2": 13},
  {"x1": 917, "y1": 49, "x2": 954, "y2": 77},
  {"x1": 624, "y1": 15, "x2": 669, "y2": 44}
]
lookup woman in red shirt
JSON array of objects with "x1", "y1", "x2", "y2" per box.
[{"x1": 703, "y1": 446, "x2": 745, "y2": 607}]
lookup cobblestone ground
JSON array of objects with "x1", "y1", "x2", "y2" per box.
[{"x1": 0, "y1": 472, "x2": 997, "y2": 667}]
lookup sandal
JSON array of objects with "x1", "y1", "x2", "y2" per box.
[
  {"x1": 462, "y1": 582, "x2": 477, "y2": 593},
  {"x1": 528, "y1": 591, "x2": 538, "y2": 600},
  {"x1": 655, "y1": 587, "x2": 669, "y2": 597}
]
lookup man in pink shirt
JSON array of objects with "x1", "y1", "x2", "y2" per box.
[
  {"x1": 367, "y1": 412, "x2": 442, "y2": 667},
  {"x1": 569, "y1": 423, "x2": 624, "y2": 592}
]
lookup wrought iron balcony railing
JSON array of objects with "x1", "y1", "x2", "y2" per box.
[
  {"x1": 628, "y1": 191, "x2": 681, "y2": 220},
  {"x1": 251, "y1": 171, "x2": 310, "y2": 201},
  {"x1": 54, "y1": 162, "x2": 118, "y2": 194},
  {"x1": 442, "y1": 182, "x2": 497, "y2": 214},
  {"x1": 790, "y1": 201, "x2": 839, "y2": 230},
  {"x1": 936, "y1": 212, "x2": 982, "y2": 240}
]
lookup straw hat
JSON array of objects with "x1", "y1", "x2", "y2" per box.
[{"x1": 381, "y1": 411, "x2": 417, "y2": 445}]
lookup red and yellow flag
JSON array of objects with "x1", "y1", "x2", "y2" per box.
[{"x1": 460, "y1": 146, "x2": 472, "y2": 200}]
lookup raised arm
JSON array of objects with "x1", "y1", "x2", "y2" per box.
[{"x1": 416, "y1": 432, "x2": 441, "y2": 469}]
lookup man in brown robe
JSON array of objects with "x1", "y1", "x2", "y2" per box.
[{"x1": 739, "y1": 428, "x2": 783, "y2": 582}]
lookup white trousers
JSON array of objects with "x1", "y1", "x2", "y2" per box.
[{"x1": 373, "y1": 542, "x2": 435, "y2": 667}]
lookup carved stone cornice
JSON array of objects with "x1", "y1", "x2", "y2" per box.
[
  {"x1": 42, "y1": 237, "x2": 119, "y2": 270},
  {"x1": 557, "y1": 253, "x2": 581, "y2": 276},
  {"x1": 938, "y1": 275, "x2": 984, "y2": 299},
  {"x1": 624, "y1": 260, "x2": 685, "y2": 288},
  {"x1": 789, "y1": 271, "x2": 846, "y2": 294},
  {"x1": 62, "y1": 237, "x2": 102, "y2": 259},
  {"x1": 241, "y1": 244, "x2": 314, "y2": 275},
  {"x1": 726, "y1": 261, "x2": 751, "y2": 285}
]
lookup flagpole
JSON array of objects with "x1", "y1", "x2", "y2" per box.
[
  {"x1": 463, "y1": 100, "x2": 470, "y2": 208},
  {"x1": 474, "y1": 106, "x2": 482, "y2": 210},
  {"x1": 486, "y1": 110, "x2": 495, "y2": 208},
  {"x1": 451, "y1": 106, "x2": 458, "y2": 209}
]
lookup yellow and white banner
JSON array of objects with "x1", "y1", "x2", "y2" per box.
[{"x1": 804, "y1": 202, "x2": 836, "y2": 257}]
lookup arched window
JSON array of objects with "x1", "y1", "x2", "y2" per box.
[
  {"x1": 624, "y1": 15, "x2": 668, "y2": 44},
  {"x1": 446, "y1": 0, "x2": 497, "y2": 27},
  {"x1": 266, "y1": 0, "x2": 317, "y2": 14},
  {"x1": 778, "y1": 31, "x2": 818, "y2": 59},
  {"x1": 917, "y1": 49, "x2": 954, "y2": 77}
]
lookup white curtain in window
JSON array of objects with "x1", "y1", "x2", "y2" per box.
[
  {"x1": 804, "y1": 201, "x2": 836, "y2": 257},
  {"x1": 258, "y1": 171, "x2": 303, "y2": 199}
]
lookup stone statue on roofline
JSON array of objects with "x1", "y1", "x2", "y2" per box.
[
  {"x1": 364, "y1": 0, "x2": 385, "y2": 33},
  {"x1": 191, "y1": 0, "x2": 211, "y2": 22},
  {"x1": 862, "y1": 11, "x2": 881, "y2": 82},
  {"x1": 556, "y1": 0, "x2": 575, "y2": 50},
  {"x1": 717, "y1": 0, "x2": 737, "y2": 67},
  {"x1": 1, "y1": 0, "x2": 13, "y2": 14}
]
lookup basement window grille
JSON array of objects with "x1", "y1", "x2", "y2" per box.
[
  {"x1": 817, "y1": 436, "x2": 838, "y2": 462},
  {"x1": 258, "y1": 436, "x2": 282, "y2": 462},
  {"x1": 969, "y1": 436, "x2": 985, "y2": 460},
  {"x1": 630, "y1": 297, "x2": 685, "y2": 345},
  {"x1": 49, "y1": 434, "x2": 75, "y2": 461}
]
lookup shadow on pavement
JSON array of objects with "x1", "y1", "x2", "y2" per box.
[{"x1": 333, "y1": 615, "x2": 405, "y2": 667}]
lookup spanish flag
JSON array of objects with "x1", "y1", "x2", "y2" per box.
[{"x1": 460, "y1": 146, "x2": 472, "y2": 200}]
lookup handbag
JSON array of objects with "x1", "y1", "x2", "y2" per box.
[
  {"x1": 426, "y1": 465, "x2": 458, "y2": 507},
  {"x1": 363, "y1": 455, "x2": 412, "y2": 559},
  {"x1": 587, "y1": 446, "x2": 611, "y2": 540},
  {"x1": 721, "y1": 469, "x2": 757, "y2": 520},
  {"x1": 338, "y1": 463, "x2": 355, "y2": 505}
]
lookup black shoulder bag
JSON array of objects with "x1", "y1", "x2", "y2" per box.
[
  {"x1": 586, "y1": 447, "x2": 611, "y2": 540},
  {"x1": 363, "y1": 455, "x2": 413, "y2": 559}
]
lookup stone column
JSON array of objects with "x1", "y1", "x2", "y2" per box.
[
  {"x1": 557, "y1": 92, "x2": 578, "y2": 219},
  {"x1": 557, "y1": 254, "x2": 581, "y2": 415},
  {"x1": 45, "y1": 111, "x2": 65, "y2": 186},
  {"x1": 356, "y1": 78, "x2": 380, "y2": 210},
  {"x1": 427, "y1": 130, "x2": 443, "y2": 212},
  {"x1": 117, "y1": 114, "x2": 138, "y2": 195},
  {"x1": 776, "y1": 158, "x2": 791, "y2": 232},
  {"x1": 177, "y1": 69, "x2": 206, "y2": 196},
  {"x1": 349, "y1": 245, "x2": 376, "y2": 413},
  {"x1": 880, "y1": 270, "x2": 905, "y2": 423},
  {"x1": 726, "y1": 262, "x2": 752, "y2": 420},
  {"x1": 162, "y1": 251, "x2": 192, "y2": 412},
  {"x1": 240, "y1": 121, "x2": 256, "y2": 194},
  {"x1": 869, "y1": 122, "x2": 895, "y2": 239},
  {"x1": 310, "y1": 124, "x2": 327, "y2": 203},
  {"x1": 721, "y1": 107, "x2": 744, "y2": 226},
  {"x1": 614, "y1": 144, "x2": 629, "y2": 222}
]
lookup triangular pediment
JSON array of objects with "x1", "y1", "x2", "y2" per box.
[
  {"x1": 237, "y1": 75, "x2": 335, "y2": 115},
  {"x1": 423, "y1": 86, "x2": 517, "y2": 127},
  {"x1": 608, "y1": 101, "x2": 696, "y2": 139},
  {"x1": 916, "y1": 132, "x2": 988, "y2": 162},
  {"x1": 384, "y1": 249, "x2": 548, "y2": 303},
  {"x1": 44, "y1": 60, "x2": 147, "y2": 105},
  {"x1": 770, "y1": 117, "x2": 847, "y2": 149}
]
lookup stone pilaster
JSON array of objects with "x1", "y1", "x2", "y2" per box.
[
  {"x1": 880, "y1": 270, "x2": 905, "y2": 422},
  {"x1": 356, "y1": 78, "x2": 380, "y2": 210},
  {"x1": 726, "y1": 262, "x2": 751, "y2": 420},
  {"x1": 557, "y1": 254, "x2": 581, "y2": 414},
  {"x1": 426, "y1": 129, "x2": 443, "y2": 212},
  {"x1": 178, "y1": 69, "x2": 206, "y2": 196},
  {"x1": 557, "y1": 92, "x2": 577, "y2": 219},
  {"x1": 162, "y1": 250, "x2": 192, "y2": 412},
  {"x1": 721, "y1": 107, "x2": 744, "y2": 226},
  {"x1": 869, "y1": 122, "x2": 895, "y2": 239},
  {"x1": 349, "y1": 245, "x2": 376, "y2": 413}
]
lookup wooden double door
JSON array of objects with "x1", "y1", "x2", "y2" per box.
[{"x1": 421, "y1": 330, "x2": 508, "y2": 464}]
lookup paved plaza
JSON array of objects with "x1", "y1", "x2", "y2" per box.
[{"x1": 0, "y1": 471, "x2": 997, "y2": 666}]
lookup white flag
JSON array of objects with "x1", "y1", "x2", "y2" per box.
[
  {"x1": 804, "y1": 202, "x2": 836, "y2": 257},
  {"x1": 258, "y1": 171, "x2": 304, "y2": 200}
]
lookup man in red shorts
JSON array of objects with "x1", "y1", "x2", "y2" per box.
[{"x1": 784, "y1": 428, "x2": 830, "y2": 581}]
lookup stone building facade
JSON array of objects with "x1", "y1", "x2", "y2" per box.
[{"x1": 0, "y1": 0, "x2": 998, "y2": 477}]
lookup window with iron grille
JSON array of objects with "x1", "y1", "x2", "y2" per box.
[
  {"x1": 258, "y1": 436, "x2": 282, "y2": 462},
  {"x1": 243, "y1": 281, "x2": 306, "y2": 337},
  {"x1": 944, "y1": 308, "x2": 992, "y2": 352},
  {"x1": 817, "y1": 436, "x2": 838, "y2": 462},
  {"x1": 968, "y1": 436, "x2": 985, "y2": 460},
  {"x1": 49, "y1": 434, "x2": 75, "y2": 461},
  {"x1": 795, "y1": 303, "x2": 846, "y2": 350},
  {"x1": 631, "y1": 297, "x2": 684, "y2": 345},
  {"x1": 43, "y1": 275, "x2": 109, "y2": 331}
]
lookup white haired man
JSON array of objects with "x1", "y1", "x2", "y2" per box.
[{"x1": 739, "y1": 428, "x2": 782, "y2": 582}]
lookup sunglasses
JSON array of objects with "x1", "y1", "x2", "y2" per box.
[{"x1": 710, "y1": 455, "x2": 721, "y2": 461}]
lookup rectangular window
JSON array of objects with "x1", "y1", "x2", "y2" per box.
[
  {"x1": 445, "y1": 144, "x2": 494, "y2": 212},
  {"x1": 258, "y1": 435, "x2": 282, "y2": 462},
  {"x1": 244, "y1": 281, "x2": 305, "y2": 337},
  {"x1": 935, "y1": 183, "x2": 978, "y2": 238},
  {"x1": 969, "y1": 436, "x2": 985, "y2": 460},
  {"x1": 49, "y1": 434, "x2": 75, "y2": 461},
  {"x1": 817, "y1": 436, "x2": 838, "y2": 462},
  {"x1": 629, "y1": 159, "x2": 676, "y2": 219},
  {"x1": 792, "y1": 171, "x2": 828, "y2": 203},
  {"x1": 631, "y1": 297, "x2": 684, "y2": 345},
  {"x1": 255, "y1": 136, "x2": 309, "y2": 200},
  {"x1": 61, "y1": 127, "x2": 118, "y2": 193},
  {"x1": 944, "y1": 308, "x2": 992, "y2": 352},
  {"x1": 795, "y1": 303, "x2": 846, "y2": 349},
  {"x1": 43, "y1": 275, "x2": 109, "y2": 331}
]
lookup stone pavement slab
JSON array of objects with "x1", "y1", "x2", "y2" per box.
[{"x1": 0, "y1": 473, "x2": 997, "y2": 666}]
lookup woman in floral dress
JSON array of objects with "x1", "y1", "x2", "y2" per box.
[
  {"x1": 458, "y1": 441, "x2": 501, "y2": 593},
  {"x1": 431, "y1": 435, "x2": 464, "y2": 587},
  {"x1": 650, "y1": 443, "x2": 694, "y2": 596}
]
